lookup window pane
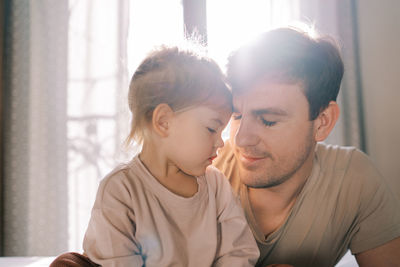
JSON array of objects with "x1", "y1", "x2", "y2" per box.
[
  {"x1": 67, "y1": 0, "x2": 183, "y2": 251},
  {"x1": 128, "y1": 0, "x2": 183, "y2": 74}
]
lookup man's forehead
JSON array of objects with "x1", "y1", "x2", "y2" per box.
[
  {"x1": 235, "y1": 77, "x2": 303, "y2": 92},
  {"x1": 235, "y1": 78, "x2": 304, "y2": 95},
  {"x1": 232, "y1": 98, "x2": 289, "y2": 115},
  {"x1": 232, "y1": 81, "x2": 307, "y2": 113}
]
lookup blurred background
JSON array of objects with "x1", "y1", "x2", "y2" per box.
[{"x1": 0, "y1": 1, "x2": 399, "y2": 265}]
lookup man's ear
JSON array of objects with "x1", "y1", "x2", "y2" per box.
[
  {"x1": 152, "y1": 103, "x2": 174, "y2": 137},
  {"x1": 314, "y1": 101, "x2": 340, "y2": 142}
]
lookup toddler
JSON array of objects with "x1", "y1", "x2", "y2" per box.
[{"x1": 83, "y1": 46, "x2": 259, "y2": 266}]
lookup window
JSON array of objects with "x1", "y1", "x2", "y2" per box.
[
  {"x1": 67, "y1": 0, "x2": 183, "y2": 251},
  {"x1": 67, "y1": 0, "x2": 300, "y2": 251}
]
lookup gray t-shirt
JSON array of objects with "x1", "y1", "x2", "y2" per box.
[{"x1": 214, "y1": 142, "x2": 400, "y2": 267}]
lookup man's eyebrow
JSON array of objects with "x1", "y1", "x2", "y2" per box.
[
  {"x1": 232, "y1": 107, "x2": 288, "y2": 116},
  {"x1": 253, "y1": 108, "x2": 288, "y2": 116}
]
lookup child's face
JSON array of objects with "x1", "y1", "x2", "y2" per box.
[{"x1": 165, "y1": 105, "x2": 231, "y2": 176}]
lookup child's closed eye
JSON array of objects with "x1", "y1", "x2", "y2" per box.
[{"x1": 207, "y1": 127, "x2": 216, "y2": 133}]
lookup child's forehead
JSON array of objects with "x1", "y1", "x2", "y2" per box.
[{"x1": 180, "y1": 105, "x2": 231, "y2": 124}]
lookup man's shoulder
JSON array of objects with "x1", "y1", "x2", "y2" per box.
[
  {"x1": 315, "y1": 142, "x2": 385, "y2": 190},
  {"x1": 315, "y1": 142, "x2": 371, "y2": 171},
  {"x1": 314, "y1": 145, "x2": 400, "y2": 255},
  {"x1": 315, "y1": 142, "x2": 356, "y2": 162}
]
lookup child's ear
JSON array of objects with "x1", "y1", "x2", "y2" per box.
[
  {"x1": 314, "y1": 101, "x2": 340, "y2": 142},
  {"x1": 152, "y1": 103, "x2": 174, "y2": 137}
]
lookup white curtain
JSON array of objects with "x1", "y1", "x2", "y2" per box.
[
  {"x1": 3, "y1": 0, "x2": 183, "y2": 256},
  {"x1": 3, "y1": 0, "x2": 69, "y2": 256},
  {"x1": 3, "y1": 0, "x2": 132, "y2": 256}
]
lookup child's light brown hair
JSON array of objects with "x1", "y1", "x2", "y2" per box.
[{"x1": 126, "y1": 46, "x2": 232, "y2": 146}]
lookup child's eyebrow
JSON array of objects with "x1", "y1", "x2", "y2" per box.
[{"x1": 211, "y1": 118, "x2": 223, "y2": 126}]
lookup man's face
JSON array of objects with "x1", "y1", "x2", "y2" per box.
[{"x1": 230, "y1": 80, "x2": 316, "y2": 188}]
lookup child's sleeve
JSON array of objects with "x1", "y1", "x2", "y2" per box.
[
  {"x1": 83, "y1": 172, "x2": 144, "y2": 267},
  {"x1": 209, "y1": 167, "x2": 260, "y2": 267}
]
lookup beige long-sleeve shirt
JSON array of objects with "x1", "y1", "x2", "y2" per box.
[{"x1": 83, "y1": 155, "x2": 259, "y2": 267}]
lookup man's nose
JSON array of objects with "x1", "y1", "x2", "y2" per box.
[{"x1": 234, "y1": 117, "x2": 259, "y2": 148}]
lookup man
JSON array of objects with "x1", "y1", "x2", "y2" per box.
[{"x1": 213, "y1": 27, "x2": 400, "y2": 267}]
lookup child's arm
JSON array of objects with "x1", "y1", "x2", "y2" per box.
[
  {"x1": 209, "y1": 167, "x2": 260, "y2": 267},
  {"x1": 83, "y1": 172, "x2": 144, "y2": 267}
]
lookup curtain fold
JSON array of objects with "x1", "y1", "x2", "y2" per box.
[
  {"x1": 0, "y1": 0, "x2": 6, "y2": 256},
  {"x1": 336, "y1": 0, "x2": 367, "y2": 151},
  {"x1": 3, "y1": 0, "x2": 69, "y2": 256},
  {"x1": 300, "y1": 0, "x2": 366, "y2": 151}
]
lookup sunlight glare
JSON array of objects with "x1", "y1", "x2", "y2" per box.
[
  {"x1": 127, "y1": 0, "x2": 183, "y2": 76},
  {"x1": 207, "y1": 0, "x2": 301, "y2": 70}
]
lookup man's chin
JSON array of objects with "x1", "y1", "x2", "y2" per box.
[
  {"x1": 239, "y1": 169, "x2": 285, "y2": 189},
  {"x1": 245, "y1": 180, "x2": 285, "y2": 189},
  {"x1": 239, "y1": 169, "x2": 266, "y2": 187}
]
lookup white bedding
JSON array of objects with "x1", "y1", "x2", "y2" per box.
[
  {"x1": 0, "y1": 257, "x2": 55, "y2": 267},
  {"x1": 0, "y1": 253, "x2": 357, "y2": 267}
]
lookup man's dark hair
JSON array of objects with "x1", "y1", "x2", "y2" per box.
[{"x1": 226, "y1": 27, "x2": 344, "y2": 120}]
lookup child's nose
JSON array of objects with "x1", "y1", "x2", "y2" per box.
[{"x1": 215, "y1": 135, "x2": 224, "y2": 149}]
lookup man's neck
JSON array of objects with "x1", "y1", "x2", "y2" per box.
[{"x1": 247, "y1": 149, "x2": 315, "y2": 238}]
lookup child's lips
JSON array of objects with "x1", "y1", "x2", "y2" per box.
[{"x1": 209, "y1": 155, "x2": 217, "y2": 162}]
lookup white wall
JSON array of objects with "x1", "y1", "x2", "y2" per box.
[{"x1": 357, "y1": 0, "x2": 400, "y2": 196}]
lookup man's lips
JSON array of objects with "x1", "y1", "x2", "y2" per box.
[
  {"x1": 237, "y1": 151, "x2": 271, "y2": 166},
  {"x1": 241, "y1": 154, "x2": 264, "y2": 162}
]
